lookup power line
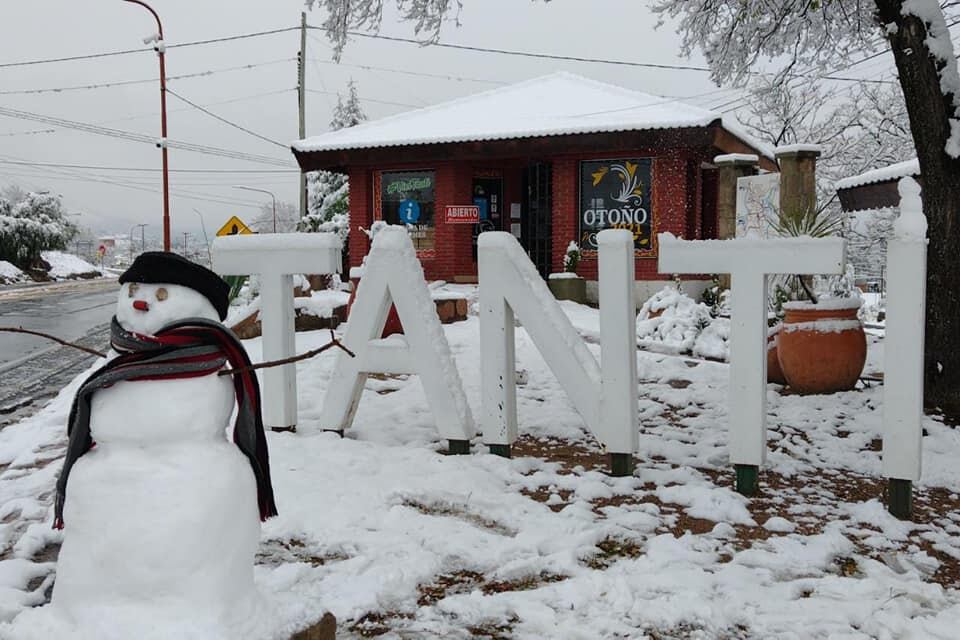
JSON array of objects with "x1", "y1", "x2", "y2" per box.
[
  {"x1": 0, "y1": 58, "x2": 294, "y2": 96},
  {"x1": 0, "y1": 105, "x2": 295, "y2": 167},
  {"x1": 0, "y1": 27, "x2": 299, "y2": 69},
  {"x1": 305, "y1": 88, "x2": 421, "y2": 108},
  {"x1": 165, "y1": 88, "x2": 288, "y2": 148},
  {"x1": 0, "y1": 159, "x2": 296, "y2": 173}
]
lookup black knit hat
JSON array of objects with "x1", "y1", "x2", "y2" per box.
[{"x1": 119, "y1": 251, "x2": 229, "y2": 320}]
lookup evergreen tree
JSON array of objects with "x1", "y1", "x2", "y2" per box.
[
  {"x1": 0, "y1": 191, "x2": 77, "y2": 269},
  {"x1": 302, "y1": 80, "x2": 367, "y2": 241}
]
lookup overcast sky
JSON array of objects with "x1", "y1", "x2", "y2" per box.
[{"x1": 0, "y1": 1, "x2": 893, "y2": 247}]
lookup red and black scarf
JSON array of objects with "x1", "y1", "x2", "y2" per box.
[{"x1": 54, "y1": 316, "x2": 278, "y2": 529}]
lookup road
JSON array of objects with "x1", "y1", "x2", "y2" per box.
[{"x1": 0, "y1": 279, "x2": 118, "y2": 427}]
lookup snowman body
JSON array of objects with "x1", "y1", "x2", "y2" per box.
[{"x1": 46, "y1": 283, "x2": 269, "y2": 638}]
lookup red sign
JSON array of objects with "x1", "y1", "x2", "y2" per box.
[{"x1": 444, "y1": 205, "x2": 480, "y2": 224}]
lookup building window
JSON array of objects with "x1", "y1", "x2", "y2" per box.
[
  {"x1": 380, "y1": 170, "x2": 435, "y2": 251},
  {"x1": 579, "y1": 159, "x2": 653, "y2": 254}
]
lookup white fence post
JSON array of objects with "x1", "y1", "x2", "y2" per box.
[
  {"x1": 882, "y1": 177, "x2": 928, "y2": 520},
  {"x1": 658, "y1": 233, "x2": 845, "y2": 494},
  {"x1": 212, "y1": 233, "x2": 342, "y2": 431}
]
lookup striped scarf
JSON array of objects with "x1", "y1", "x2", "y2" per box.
[{"x1": 54, "y1": 316, "x2": 278, "y2": 529}]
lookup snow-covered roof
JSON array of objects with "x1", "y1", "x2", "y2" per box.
[
  {"x1": 293, "y1": 72, "x2": 768, "y2": 155},
  {"x1": 835, "y1": 158, "x2": 920, "y2": 191}
]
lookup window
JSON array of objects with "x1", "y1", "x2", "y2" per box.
[
  {"x1": 579, "y1": 159, "x2": 653, "y2": 253},
  {"x1": 380, "y1": 170, "x2": 435, "y2": 251}
]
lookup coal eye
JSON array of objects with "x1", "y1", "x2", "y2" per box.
[
  {"x1": 128, "y1": 283, "x2": 139, "y2": 297},
  {"x1": 156, "y1": 287, "x2": 168, "y2": 301}
]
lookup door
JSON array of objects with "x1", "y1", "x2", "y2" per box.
[
  {"x1": 521, "y1": 162, "x2": 553, "y2": 277},
  {"x1": 472, "y1": 177, "x2": 502, "y2": 262}
]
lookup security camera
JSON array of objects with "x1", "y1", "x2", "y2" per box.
[
  {"x1": 143, "y1": 32, "x2": 160, "y2": 45},
  {"x1": 156, "y1": 138, "x2": 167, "y2": 149}
]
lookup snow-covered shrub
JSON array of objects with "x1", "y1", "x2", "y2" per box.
[
  {"x1": 693, "y1": 317, "x2": 730, "y2": 361},
  {"x1": 0, "y1": 192, "x2": 77, "y2": 269},
  {"x1": 563, "y1": 241, "x2": 581, "y2": 273},
  {"x1": 637, "y1": 286, "x2": 713, "y2": 354}
]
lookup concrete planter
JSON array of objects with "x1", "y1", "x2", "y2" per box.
[{"x1": 548, "y1": 274, "x2": 587, "y2": 304}]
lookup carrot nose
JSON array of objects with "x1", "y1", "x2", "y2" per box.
[{"x1": 133, "y1": 300, "x2": 150, "y2": 311}]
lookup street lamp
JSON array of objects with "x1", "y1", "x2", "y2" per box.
[
  {"x1": 193, "y1": 208, "x2": 213, "y2": 264},
  {"x1": 234, "y1": 185, "x2": 277, "y2": 233},
  {"x1": 122, "y1": 0, "x2": 170, "y2": 252},
  {"x1": 130, "y1": 223, "x2": 148, "y2": 262}
]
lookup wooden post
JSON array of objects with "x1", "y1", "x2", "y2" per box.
[
  {"x1": 775, "y1": 145, "x2": 821, "y2": 222},
  {"x1": 714, "y1": 154, "x2": 759, "y2": 240}
]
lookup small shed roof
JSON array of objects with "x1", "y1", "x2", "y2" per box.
[
  {"x1": 293, "y1": 72, "x2": 770, "y2": 157},
  {"x1": 835, "y1": 158, "x2": 920, "y2": 212}
]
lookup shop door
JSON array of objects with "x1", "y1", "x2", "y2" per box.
[
  {"x1": 471, "y1": 177, "x2": 502, "y2": 262},
  {"x1": 521, "y1": 162, "x2": 553, "y2": 277}
]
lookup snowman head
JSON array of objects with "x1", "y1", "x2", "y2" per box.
[{"x1": 117, "y1": 252, "x2": 229, "y2": 336}]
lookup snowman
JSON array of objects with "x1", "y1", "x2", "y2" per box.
[{"x1": 10, "y1": 252, "x2": 279, "y2": 640}]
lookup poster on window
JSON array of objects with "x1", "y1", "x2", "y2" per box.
[
  {"x1": 579, "y1": 159, "x2": 653, "y2": 253},
  {"x1": 380, "y1": 170, "x2": 435, "y2": 251},
  {"x1": 735, "y1": 173, "x2": 779, "y2": 238}
]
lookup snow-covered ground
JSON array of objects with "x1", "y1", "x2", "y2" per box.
[
  {"x1": 0, "y1": 263, "x2": 26, "y2": 285},
  {"x1": 0, "y1": 298, "x2": 958, "y2": 638},
  {"x1": 39, "y1": 252, "x2": 101, "y2": 280}
]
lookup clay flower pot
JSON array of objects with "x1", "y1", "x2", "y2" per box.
[
  {"x1": 776, "y1": 299, "x2": 866, "y2": 394},
  {"x1": 767, "y1": 325, "x2": 787, "y2": 385}
]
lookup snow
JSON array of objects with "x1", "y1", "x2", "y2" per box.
[
  {"x1": 212, "y1": 232, "x2": 341, "y2": 252},
  {"x1": 893, "y1": 177, "x2": 928, "y2": 241},
  {"x1": 713, "y1": 153, "x2": 759, "y2": 164},
  {"x1": 774, "y1": 143, "x2": 824, "y2": 155},
  {"x1": 548, "y1": 272, "x2": 580, "y2": 280},
  {"x1": 0, "y1": 262, "x2": 25, "y2": 284},
  {"x1": 294, "y1": 72, "x2": 766, "y2": 157},
  {"x1": 834, "y1": 158, "x2": 920, "y2": 191},
  {"x1": 294, "y1": 290, "x2": 350, "y2": 319},
  {"x1": 783, "y1": 298, "x2": 862, "y2": 311},
  {"x1": 1, "y1": 289, "x2": 960, "y2": 637},
  {"x1": 39, "y1": 252, "x2": 100, "y2": 280},
  {"x1": 781, "y1": 319, "x2": 863, "y2": 334}
]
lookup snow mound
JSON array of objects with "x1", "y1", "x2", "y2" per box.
[
  {"x1": 0, "y1": 261, "x2": 26, "y2": 284},
  {"x1": 40, "y1": 251, "x2": 101, "y2": 280},
  {"x1": 637, "y1": 286, "x2": 713, "y2": 355}
]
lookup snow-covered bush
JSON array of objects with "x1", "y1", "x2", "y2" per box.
[
  {"x1": 637, "y1": 286, "x2": 714, "y2": 355},
  {"x1": 0, "y1": 192, "x2": 77, "y2": 269},
  {"x1": 563, "y1": 241, "x2": 581, "y2": 273},
  {"x1": 693, "y1": 317, "x2": 730, "y2": 361}
]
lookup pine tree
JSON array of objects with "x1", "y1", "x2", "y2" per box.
[
  {"x1": 0, "y1": 190, "x2": 77, "y2": 269},
  {"x1": 302, "y1": 80, "x2": 367, "y2": 241}
]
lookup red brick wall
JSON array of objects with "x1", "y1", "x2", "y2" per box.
[
  {"x1": 346, "y1": 151, "x2": 713, "y2": 282},
  {"x1": 348, "y1": 167, "x2": 371, "y2": 273}
]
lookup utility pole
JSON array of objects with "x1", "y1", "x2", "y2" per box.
[
  {"x1": 298, "y1": 11, "x2": 308, "y2": 220},
  {"x1": 182, "y1": 232, "x2": 190, "y2": 257}
]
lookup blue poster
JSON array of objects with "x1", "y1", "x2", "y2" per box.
[
  {"x1": 398, "y1": 199, "x2": 420, "y2": 224},
  {"x1": 473, "y1": 197, "x2": 489, "y2": 221}
]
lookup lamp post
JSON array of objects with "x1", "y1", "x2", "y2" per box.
[
  {"x1": 193, "y1": 208, "x2": 213, "y2": 264},
  {"x1": 122, "y1": 0, "x2": 170, "y2": 252},
  {"x1": 234, "y1": 185, "x2": 277, "y2": 233},
  {"x1": 130, "y1": 223, "x2": 148, "y2": 262}
]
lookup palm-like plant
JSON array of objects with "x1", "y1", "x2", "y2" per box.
[{"x1": 768, "y1": 205, "x2": 844, "y2": 305}]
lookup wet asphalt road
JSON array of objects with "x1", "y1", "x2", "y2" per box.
[{"x1": 0, "y1": 279, "x2": 118, "y2": 427}]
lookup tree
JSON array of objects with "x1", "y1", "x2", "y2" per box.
[
  {"x1": 739, "y1": 77, "x2": 914, "y2": 282},
  {"x1": 651, "y1": 0, "x2": 960, "y2": 417},
  {"x1": 251, "y1": 200, "x2": 300, "y2": 233},
  {"x1": 0, "y1": 191, "x2": 77, "y2": 269},
  {"x1": 302, "y1": 80, "x2": 367, "y2": 238}
]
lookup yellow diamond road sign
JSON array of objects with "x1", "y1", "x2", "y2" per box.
[{"x1": 216, "y1": 215, "x2": 254, "y2": 237}]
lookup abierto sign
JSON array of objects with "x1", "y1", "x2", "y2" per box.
[{"x1": 444, "y1": 205, "x2": 480, "y2": 224}]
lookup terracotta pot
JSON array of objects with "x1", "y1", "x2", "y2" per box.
[
  {"x1": 767, "y1": 328, "x2": 787, "y2": 385},
  {"x1": 777, "y1": 302, "x2": 866, "y2": 394},
  {"x1": 346, "y1": 277, "x2": 403, "y2": 338}
]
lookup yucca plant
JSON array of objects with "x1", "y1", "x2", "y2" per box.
[{"x1": 769, "y1": 205, "x2": 843, "y2": 305}]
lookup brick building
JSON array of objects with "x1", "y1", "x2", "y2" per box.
[{"x1": 293, "y1": 73, "x2": 774, "y2": 300}]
